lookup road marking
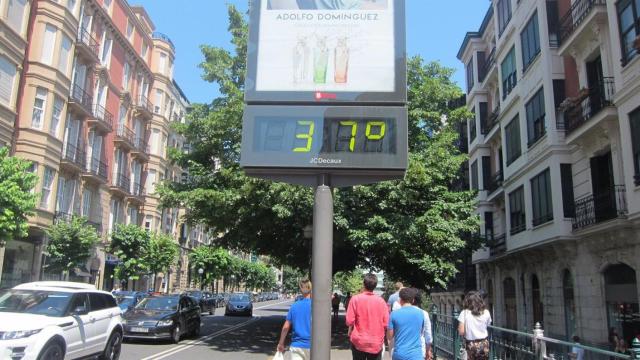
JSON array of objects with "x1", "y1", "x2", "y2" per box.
[{"x1": 140, "y1": 300, "x2": 292, "y2": 360}]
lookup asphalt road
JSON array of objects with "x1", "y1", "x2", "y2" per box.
[{"x1": 120, "y1": 299, "x2": 295, "y2": 360}]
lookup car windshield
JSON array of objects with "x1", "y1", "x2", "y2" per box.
[
  {"x1": 230, "y1": 295, "x2": 250, "y2": 302},
  {"x1": 116, "y1": 296, "x2": 134, "y2": 308},
  {"x1": 0, "y1": 290, "x2": 73, "y2": 317},
  {"x1": 184, "y1": 291, "x2": 201, "y2": 298},
  {"x1": 135, "y1": 297, "x2": 178, "y2": 311}
]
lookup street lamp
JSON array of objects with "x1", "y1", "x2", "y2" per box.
[{"x1": 198, "y1": 268, "x2": 204, "y2": 290}]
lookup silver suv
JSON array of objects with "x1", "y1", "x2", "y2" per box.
[{"x1": 0, "y1": 281, "x2": 123, "y2": 360}]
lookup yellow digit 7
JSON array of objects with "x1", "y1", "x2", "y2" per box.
[
  {"x1": 293, "y1": 120, "x2": 314, "y2": 153},
  {"x1": 340, "y1": 121, "x2": 357, "y2": 152},
  {"x1": 366, "y1": 121, "x2": 386, "y2": 140}
]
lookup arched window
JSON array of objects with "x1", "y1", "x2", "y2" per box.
[
  {"x1": 532, "y1": 274, "x2": 543, "y2": 326},
  {"x1": 504, "y1": 277, "x2": 517, "y2": 329},
  {"x1": 604, "y1": 264, "x2": 638, "y2": 345},
  {"x1": 563, "y1": 269, "x2": 576, "y2": 339}
]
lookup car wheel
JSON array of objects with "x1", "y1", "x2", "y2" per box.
[
  {"x1": 171, "y1": 325, "x2": 181, "y2": 344},
  {"x1": 100, "y1": 331, "x2": 122, "y2": 360},
  {"x1": 209, "y1": 307, "x2": 214, "y2": 315},
  {"x1": 37, "y1": 340, "x2": 64, "y2": 360}
]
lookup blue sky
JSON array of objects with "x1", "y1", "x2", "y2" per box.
[{"x1": 133, "y1": 0, "x2": 490, "y2": 104}]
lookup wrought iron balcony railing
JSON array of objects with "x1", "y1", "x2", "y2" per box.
[
  {"x1": 85, "y1": 158, "x2": 108, "y2": 181},
  {"x1": 133, "y1": 136, "x2": 149, "y2": 154},
  {"x1": 478, "y1": 47, "x2": 496, "y2": 83},
  {"x1": 116, "y1": 124, "x2": 135, "y2": 146},
  {"x1": 481, "y1": 105, "x2": 500, "y2": 135},
  {"x1": 572, "y1": 185, "x2": 627, "y2": 230},
  {"x1": 77, "y1": 26, "x2": 100, "y2": 58},
  {"x1": 113, "y1": 173, "x2": 131, "y2": 193},
  {"x1": 137, "y1": 94, "x2": 153, "y2": 114},
  {"x1": 91, "y1": 104, "x2": 114, "y2": 131},
  {"x1": 69, "y1": 83, "x2": 93, "y2": 114},
  {"x1": 562, "y1": 77, "x2": 615, "y2": 135},
  {"x1": 130, "y1": 182, "x2": 145, "y2": 197},
  {"x1": 152, "y1": 32, "x2": 176, "y2": 51},
  {"x1": 485, "y1": 171, "x2": 503, "y2": 194},
  {"x1": 558, "y1": 0, "x2": 606, "y2": 46},
  {"x1": 62, "y1": 142, "x2": 85, "y2": 168},
  {"x1": 502, "y1": 72, "x2": 517, "y2": 100}
]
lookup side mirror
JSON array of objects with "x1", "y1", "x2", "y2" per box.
[{"x1": 73, "y1": 305, "x2": 89, "y2": 315}]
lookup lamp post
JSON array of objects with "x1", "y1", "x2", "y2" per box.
[{"x1": 198, "y1": 268, "x2": 204, "y2": 290}]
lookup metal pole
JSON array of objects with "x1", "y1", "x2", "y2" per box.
[{"x1": 311, "y1": 182, "x2": 333, "y2": 360}]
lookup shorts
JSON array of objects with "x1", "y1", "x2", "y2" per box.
[{"x1": 290, "y1": 347, "x2": 310, "y2": 360}]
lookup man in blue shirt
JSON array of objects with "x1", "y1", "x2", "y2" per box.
[
  {"x1": 388, "y1": 288, "x2": 424, "y2": 360},
  {"x1": 278, "y1": 279, "x2": 312, "y2": 359}
]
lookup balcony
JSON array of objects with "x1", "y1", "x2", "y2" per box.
[
  {"x1": 558, "y1": 0, "x2": 607, "y2": 48},
  {"x1": 560, "y1": 77, "x2": 615, "y2": 135},
  {"x1": 502, "y1": 72, "x2": 517, "y2": 100},
  {"x1": 53, "y1": 212, "x2": 102, "y2": 234},
  {"x1": 76, "y1": 27, "x2": 100, "y2": 61},
  {"x1": 486, "y1": 233, "x2": 506, "y2": 257},
  {"x1": 115, "y1": 124, "x2": 135, "y2": 150},
  {"x1": 111, "y1": 173, "x2": 131, "y2": 195},
  {"x1": 152, "y1": 32, "x2": 175, "y2": 52},
  {"x1": 127, "y1": 182, "x2": 145, "y2": 203},
  {"x1": 572, "y1": 185, "x2": 627, "y2": 230},
  {"x1": 60, "y1": 143, "x2": 85, "y2": 171},
  {"x1": 131, "y1": 136, "x2": 149, "y2": 160},
  {"x1": 88, "y1": 104, "x2": 113, "y2": 133},
  {"x1": 481, "y1": 105, "x2": 500, "y2": 135},
  {"x1": 68, "y1": 84, "x2": 93, "y2": 117},
  {"x1": 83, "y1": 158, "x2": 108, "y2": 183},
  {"x1": 478, "y1": 47, "x2": 496, "y2": 84},
  {"x1": 135, "y1": 95, "x2": 153, "y2": 119},
  {"x1": 485, "y1": 171, "x2": 503, "y2": 194}
]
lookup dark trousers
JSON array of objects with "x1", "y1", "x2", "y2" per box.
[{"x1": 351, "y1": 345, "x2": 382, "y2": 360}]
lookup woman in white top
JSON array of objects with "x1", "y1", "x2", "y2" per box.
[{"x1": 457, "y1": 291, "x2": 492, "y2": 360}]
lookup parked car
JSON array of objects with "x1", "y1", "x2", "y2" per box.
[
  {"x1": 183, "y1": 290, "x2": 215, "y2": 315},
  {"x1": 0, "y1": 281, "x2": 123, "y2": 360},
  {"x1": 113, "y1": 291, "x2": 147, "y2": 314},
  {"x1": 212, "y1": 294, "x2": 225, "y2": 308},
  {"x1": 225, "y1": 293, "x2": 253, "y2": 317},
  {"x1": 122, "y1": 294, "x2": 200, "y2": 343}
]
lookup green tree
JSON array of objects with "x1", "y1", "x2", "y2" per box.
[
  {"x1": 0, "y1": 147, "x2": 38, "y2": 243},
  {"x1": 146, "y1": 233, "x2": 179, "y2": 291},
  {"x1": 45, "y1": 217, "x2": 100, "y2": 277},
  {"x1": 189, "y1": 246, "x2": 231, "y2": 290},
  {"x1": 108, "y1": 224, "x2": 151, "y2": 282},
  {"x1": 282, "y1": 266, "x2": 305, "y2": 294},
  {"x1": 333, "y1": 270, "x2": 364, "y2": 295},
  {"x1": 158, "y1": 4, "x2": 480, "y2": 289}
]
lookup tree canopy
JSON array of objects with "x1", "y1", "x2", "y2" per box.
[
  {"x1": 158, "y1": 4, "x2": 480, "y2": 288},
  {"x1": 108, "y1": 224, "x2": 151, "y2": 281},
  {"x1": 45, "y1": 216, "x2": 100, "y2": 274},
  {"x1": 0, "y1": 147, "x2": 38, "y2": 243}
]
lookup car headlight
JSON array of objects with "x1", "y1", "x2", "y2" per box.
[
  {"x1": 157, "y1": 319, "x2": 174, "y2": 327},
  {"x1": 0, "y1": 329, "x2": 42, "y2": 340}
]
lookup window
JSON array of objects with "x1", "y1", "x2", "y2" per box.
[
  {"x1": 103, "y1": 0, "x2": 112, "y2": 11},
  {"x1": 67, "y1": 0, "x2": 77, "y2": 14},
  {"x1": 0, "y1": 56, "x2": 17, "y2": 105},
  {"x1": 505, "y1": 116, "x2": 521, "y2": 165},
  {"x1": 630, "y1": 108, "x2": 640, "y2": 185},
  {"x1": 42, "y1": 24, "x2": 57, "y2": 66},
  {"x1": 7, "y1": 0, "x2": 28, "y2": 34},
  {"x1": 100, "y1": 33, "x2": 112, "y2": 67},
  {"x1": 509, "y1": 186, "x2": 525, "y2": 235},
  {"x1": 497, "y1": 0, "x2": 512, "y2": 36},
  {"x1": 127, "y1": 207, "x2": 138, "y2": 225},
  {"x1": 553, "y1": 79, "x2": 566, "y2": 109},
  {"x1": 159, "y1": 52, "x2": 167, "y2": 73},
  {"x1": 147, "y1": 169, "x2": 156, "y2": 193},
  {"x1": 469, "y1": 107, "x2": 477, "y2": 142},
  {"x1": 531, "y1": 168, "x2": 553, "y2": 226},
  {"x1": 466, "y1": 58, "x2": 474, "y2": 93},
  {"x1": 560, "y1": 164, "x2": 575, "y2": 217},
  {"x1": 109, "y1": 199, "x2": 122, "y2": 232},
  {"x1": 82, "y1": 189, "x2": 92, "y2": 217},
  {"x1": 154, "y1": 89, "x2": 162, "y2": 113},
  {"x1": 50, "y1": 96, "x2": 64, "y2": 137},
  {"x1": 526, "y1": 88, "x2": 546, "y2": 146},
  {"x1": 126, "y1": 20, "x2": 134, "y2": 41},
  {"x1": 41, "y1": 166, "x2": 55, "y2": 208},
  {"x1": 501, "y1": 47, "x2": 517, "y2": 99},
  {"x1": 58, "y1": 34, "x2": 72, "y2": 75},
  {"x1": 142, "y1": 42, "x2": 148, "y2": 59},
  {"x1": 32, "y1": 88, "x2": 48, "y2": 130},
  {"x1": 521, "y1": 12, "x2": 540, "y2": 71},
  {"x1": 617, "y1": 0, "x2": 640, "y2": 65},
  {"x1": 123, "y1": 62, "x2": 130, "y2": 90},
  {"x1": 471, "y1": 160, "x2": 479, "y2": 190}
]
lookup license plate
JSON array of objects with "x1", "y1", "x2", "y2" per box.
[{"x1": 130, "y1": 327, "x2": 149, "y2": 333}]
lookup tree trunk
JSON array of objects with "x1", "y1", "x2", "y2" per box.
[{"x1": 153, "y1": 273, "x2": 157, "y2": 292}]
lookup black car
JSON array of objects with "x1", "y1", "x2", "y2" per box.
[
  {"x1": 123, "y1": 295, "x2": 201, "y2": 343},
  {"x1": 183, "y1": 290, "x2": 216, "y2": 315},
  {"x1": 225, "y1": 293, "x2": 253, "y2": 316}
]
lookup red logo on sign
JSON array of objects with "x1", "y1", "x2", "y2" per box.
[{"x1": 315, "y1": 92, "x2": 337, "y2": 101}]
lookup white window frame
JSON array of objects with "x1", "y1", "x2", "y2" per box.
[
  {"x1": 50, "y1": 96, "x2": 64, "y2": 137},
  {"x1": 123, "y1": 62, "x2": 130, "y2": 90},
  {"x1": 158, "y1": 52, "x2": 167, "y2": 73},
  {"x1": 58, "y1": 34, "x2": 73, "y2": 75},
  {"x1": 0, "y1": 55, "x2": 17, "y2": 106},
  {"x1": 40, "y1": 166, "x2": 55, "y2": 209},
  {"x1": 100, "y1": 31, "x2": 112, "y2": 67},
  {"x1": 32, "y1": 88, "x2": 48, "y2": 130},
  {"x1": 7, "y1": 0, "x2": 28, "y2": 35},
  {"x1": 82, "y1": 188, "x2": 92, "y2": 217},
  {"x1": 126, "y1": 20, "x2": 133, "y2": 41},
  {"x1": 42, "y1": 24, "x2": 57, "y2": 66}
]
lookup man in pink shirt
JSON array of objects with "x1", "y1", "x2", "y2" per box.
[{"x1": 346, "y1": 273, "x2": 389, "y2": 360}]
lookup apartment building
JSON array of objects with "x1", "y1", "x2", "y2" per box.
[
  {"x1": 0, "y1": 0, "x2": 206, "y2": 292},
  {"x1": 458, "y1": 0, "x2": 640, "y2": 346}
]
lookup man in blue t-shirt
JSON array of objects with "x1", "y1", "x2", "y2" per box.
[
  {"x1": 388, "y1": 288, "x2": 424, "y2": 360},
  {"x1": 278, "y1": 279, "x2": 312, "y2": 359}
]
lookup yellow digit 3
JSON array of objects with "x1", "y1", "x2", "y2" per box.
[{"x1": 293, "y1": 120, "x2": 314, "y2": 152}]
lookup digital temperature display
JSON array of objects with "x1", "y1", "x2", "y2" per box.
[{"x1": 241, "y1": 105, "x2": 407, "y2": 184}]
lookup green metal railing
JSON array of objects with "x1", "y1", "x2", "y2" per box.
[{"x1": 430, "y1": 309, "x2": 640, "y2": 360}]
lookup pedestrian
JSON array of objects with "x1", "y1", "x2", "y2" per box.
[
  {"x1": 388, "y1": 282, "x2": 403, "y2": 312},
  {"x1": 344, "y1": 292, "x2": 352, "y2": 312},
  {"x1": 569, "y1": 336, "x2": 585, "y2": 360},
  {"x1": 609, "y1": 328, "x2": 620, "y2": 352},
  {"x1": 346, "y1": 273, "x2": 389, "y2": 360},
  {"x1": 332, "y1": 292, "x2": 341, "y2": 319},
  {"x1": 277, "y1": 279, "x2": 312, "y2": 359},
  {"x1": 387, "y1": 287, "x2": 424, "y2": 360},
  {"x1": 457, "y1": 291, "x2": 492, "y2": 360},
  {"x1": 412, "y1": 290, "x2": 433, "y2": 360}
]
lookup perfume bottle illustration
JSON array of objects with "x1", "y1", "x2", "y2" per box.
[
  {"x1": 293, "y1": 36, "x2": 310, "y2": 83},
  {"x1": 313, "y1": 37, "x2": 329, "y2": 84},
  {"x1": 334, "y1": 37, "x2": 349, "y2": 83}
]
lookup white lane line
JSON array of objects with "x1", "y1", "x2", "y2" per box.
[{"x1": 140, "y1": 300, "x2": 293, "y2": 360}]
